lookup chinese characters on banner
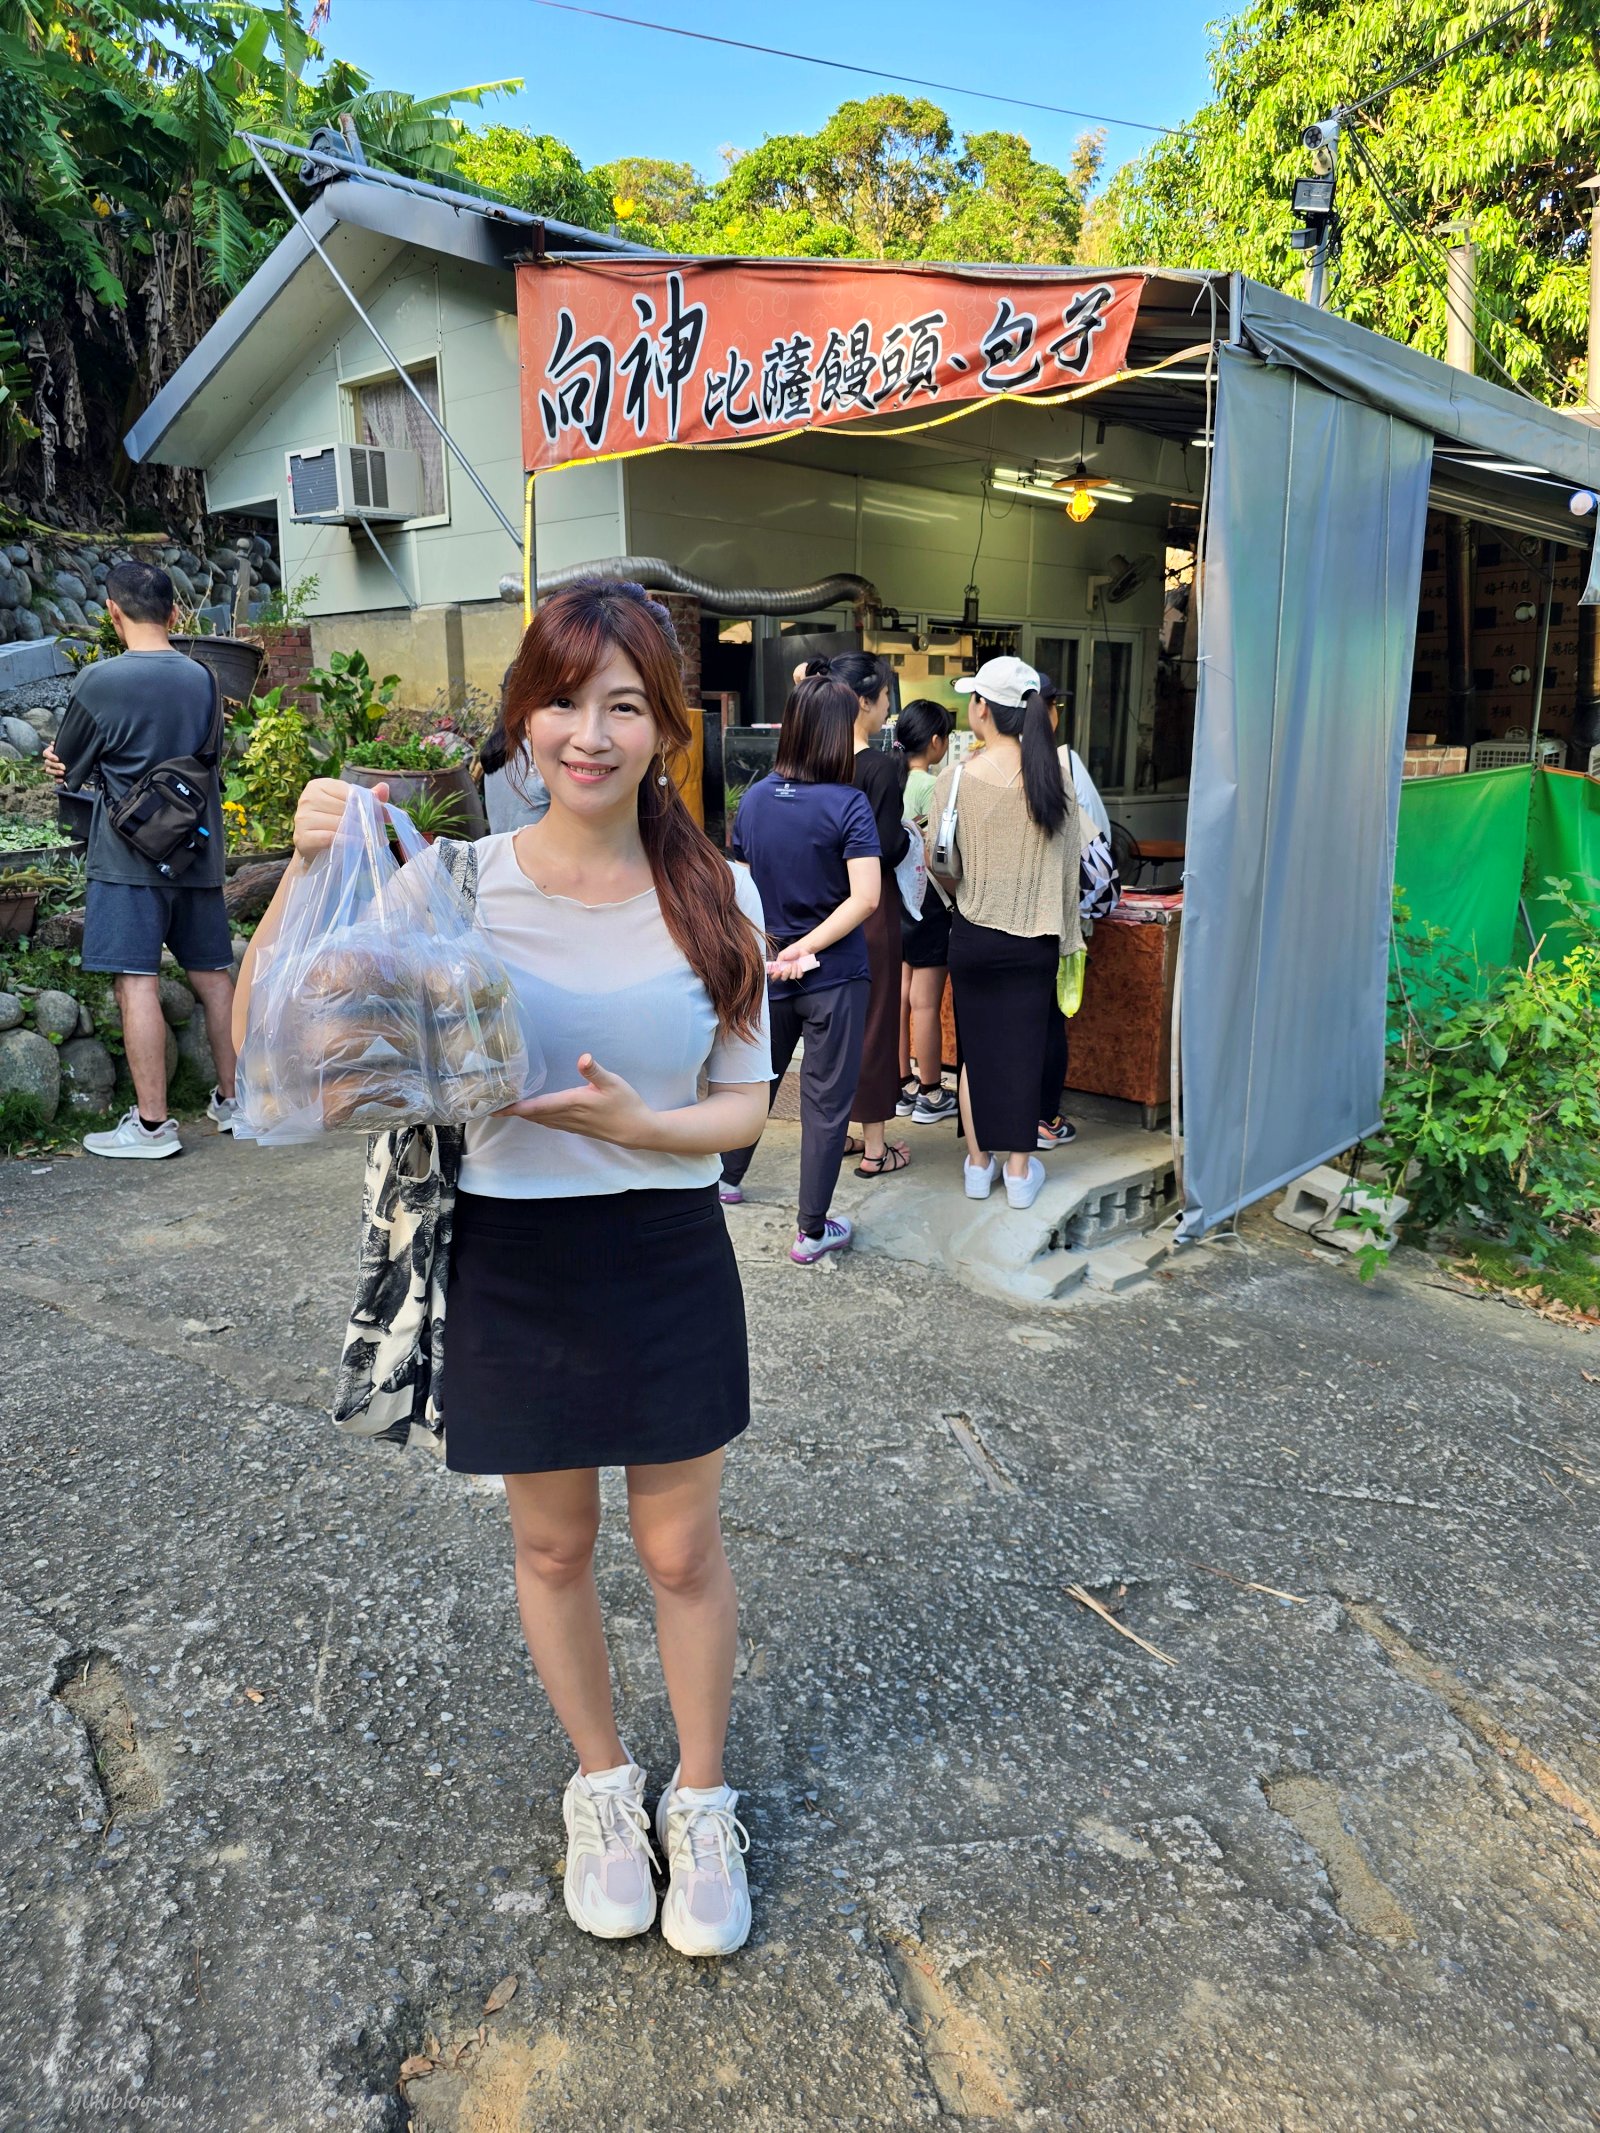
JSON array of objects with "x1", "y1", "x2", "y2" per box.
[{"x1": 516, "y1": 259, "x2": 1145, "y2": 472}]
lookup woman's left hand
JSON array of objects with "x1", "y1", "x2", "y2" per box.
[{"x1": 494, "y1": 1054, "x2": 655, "y2": 1147}]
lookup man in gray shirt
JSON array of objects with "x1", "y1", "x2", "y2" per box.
[{"x1": 44, "y1": 560, "x2": 238, "y2": 1159}]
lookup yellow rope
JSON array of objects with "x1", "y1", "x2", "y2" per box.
[
  {"x1": 528, "y1": 341, "x2": 1213, "y2": 487},
  {"x1": 519, "y1": 341, "x2": 1213, "y2": 601},
  {"x1": 523, "y1": 471, "x2": 535, "y2": 625}
]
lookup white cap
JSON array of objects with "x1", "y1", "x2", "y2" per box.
[{"x1": 953, "y1": 655, "x2": 1042, "y2": 709}]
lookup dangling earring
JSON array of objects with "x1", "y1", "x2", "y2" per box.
[{"x1": 656, "y1": 752, "x2": 669, "y2": 787}]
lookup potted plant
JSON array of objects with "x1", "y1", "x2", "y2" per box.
[
  {"x1": 301, "y1": 650, "x2": 401, "y2": 773},
  {"x1": 0, "y1": 820, "x2": 83, "y2": 873},
  {"x1": 0, "y1": 866, "x2": 50, "y2": 939},
  {"x1": 342, "y1": 737, "x2": 488, "y2": 839},
  {"x1": 169, "y1": 621, "x2": 266, "y2": 708},
  {"x1": 391, "y1": 786, "x2": 473, "y2": 844}
]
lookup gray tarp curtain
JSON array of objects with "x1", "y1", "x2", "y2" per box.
[{"x1": 1178, "y1": 347, "x2": 1432, "y2": 1239}]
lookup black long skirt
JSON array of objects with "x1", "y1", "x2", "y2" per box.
[
  {"x1": 947, "y1": 911, "x2": 1060, "y2": 1155},
  {"x1": 442, "y1": 1184, "x2": 750, "y2": 1475}
]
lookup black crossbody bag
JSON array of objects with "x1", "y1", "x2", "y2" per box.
[{"x1": 106, "y1": 665, "x2": 224, "y2": 880}]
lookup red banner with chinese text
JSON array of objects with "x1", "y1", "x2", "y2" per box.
[{"x1": 516, "y1": 258, "x2": 1144, "y2": 473}]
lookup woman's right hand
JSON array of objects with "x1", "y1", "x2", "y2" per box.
[{"x1": 292, "y1": 778, "x2": 389, "y2": 864}]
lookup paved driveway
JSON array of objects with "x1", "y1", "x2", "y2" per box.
[{"x1": 3, "y1": 1130, "x2": 1597, "y2": 2131}]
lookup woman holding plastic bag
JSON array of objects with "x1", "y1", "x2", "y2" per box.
[{"x1": 232, "y1": 580, "x2": 772, "y2": 1959}]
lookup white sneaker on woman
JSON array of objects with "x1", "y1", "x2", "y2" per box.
[
  {"x1": 656, "y1": 1768, "x2": 752, "y2": 1957},
  {"x1": 1005, "y1": 1156, "x2": 1047, "y2": 1210},
  {"x1": 964, "y1": 1155, "x2": 997, "y2": 1199},
  {"x1": 562, "y1": 1756, "x2": 658, "y2": 1939}
]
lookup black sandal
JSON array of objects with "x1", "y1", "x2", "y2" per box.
[{"x1": 855, "y1": 1144, "x2": 911, "y2": 1178}]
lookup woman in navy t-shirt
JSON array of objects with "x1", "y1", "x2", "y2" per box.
[{"x1": 719, "y1": 664, "x2": 882, "y2": 1264}]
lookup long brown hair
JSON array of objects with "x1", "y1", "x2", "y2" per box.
[{"x1": 502, "y1": 579, "x2": 767, "y2": 1040}]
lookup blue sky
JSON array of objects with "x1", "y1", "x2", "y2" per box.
[{"x1": 317, "y1": 0, "x2": 1215, "y2": 187}]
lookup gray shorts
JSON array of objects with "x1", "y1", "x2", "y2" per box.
[{"x1": 80, "y1": 881, "x2": 233, "y2": 977}]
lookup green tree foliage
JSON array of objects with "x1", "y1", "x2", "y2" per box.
[
  {"x1": 658, "y1": 96, "x2": 1097, "y2": 264},
  {"x1": 1083, "y1": 0, "x2": 1600, "y2": 402},
  {"x1": 936, "y1": 129, "x2": 1103, "y2": 265},
  {"x1": 453, "y1": 125, "x2": 611, "y2": 228},
  {"x1": 0, "y1": 2, "x2": 516, "y2": 515},
  {"x1": 590, "y1": 156, "x2": 705, "y2": 247}
]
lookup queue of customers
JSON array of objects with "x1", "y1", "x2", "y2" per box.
[{"x1": 718, "y1": 649, "x2": 1098, "y2": 1254}]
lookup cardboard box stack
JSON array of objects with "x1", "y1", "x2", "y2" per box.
[{"x1": 1408, "y1": 518, "x2": 1582, "y2": 761}]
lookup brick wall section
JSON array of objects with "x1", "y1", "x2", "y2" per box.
[
  {"x1": 242, "y1": 624, "x2": 315, "y2": 709},
  {"x1": 658, "y1": 594, "x2": 702, "y2": 707}
]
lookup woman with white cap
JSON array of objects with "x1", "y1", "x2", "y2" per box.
[{"x1": 927, "y1": 656, "x2": 1083, "y2": 1211}]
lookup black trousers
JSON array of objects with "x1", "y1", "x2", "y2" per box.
[{"x1": 721, "y1": 978, "x2": 869, "y2": 1235}]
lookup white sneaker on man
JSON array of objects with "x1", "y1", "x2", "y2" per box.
[
  {"x1": 206, "y1": 1086, "x2": 239, "y2": 1134},
  {"x1": 1005, "y1": 1156, "x2": 1047, "y2": 1210},
  {"x1": 82, "y1": 1107, "x2": 181, "y2": 1160},
  {"x1": 656, "y1": 1768, "x2": 751, "y2": 1957},
  {"x1": 562, "y1": 1757, "x2": 658, "y2": 1940}
]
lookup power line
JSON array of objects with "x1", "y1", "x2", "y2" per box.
[
  {"x1": 1340, "y1": 123, "x2": 1559, "y2": 404},
  {"x1": 1337, "y1": 0, "x2": 1543, "y2": 121},
  {"x1": 524, "y1": 0, "x2": 1186, "y2": 137}
]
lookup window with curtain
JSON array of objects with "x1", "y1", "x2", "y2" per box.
[{"x1": 353, "y1": 362, "x2": 445, "y2": 517}]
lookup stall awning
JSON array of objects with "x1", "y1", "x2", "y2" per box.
[{"x1": 515, "y1": 257, "x2": 1147, "y2": 474}]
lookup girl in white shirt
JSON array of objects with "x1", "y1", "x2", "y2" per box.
[{"x1": 238, "y1": 581, "x2": 771, "y2": 1959}]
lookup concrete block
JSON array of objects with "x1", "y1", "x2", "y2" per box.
[
  {"x1": 1275, "y1": 1164, "x2": 1409, "y2": 1251},
  {"x1": 1080, "y1": 1236, "x2": 1168, "y2": 1293},
  {"x1": 0, "y1": 636, "x2": 71, "y2": 686}
]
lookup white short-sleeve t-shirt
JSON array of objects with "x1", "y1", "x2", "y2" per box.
[{"x1": 459, "y1": 832, "x2": 771, "y2": 1200}]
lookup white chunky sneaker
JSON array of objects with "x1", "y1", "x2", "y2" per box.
[
  {"x1": 82, "y1": 1107, "x2": 181, "y2": 1160},
  {"x1": 561, "y1": 1757, "x2": 658, "y2": 1940},
  {"x1": 1005, "y1": 1156, "x2": 1047, "y2": 1210},
  {"x1": 963, "y1": 1154, "x2": 997, "y2": 1199},
  {"x1": 656, "y1": 1768, "x2": 752, "y2": 1958},
  {"x1": 206, "y1": 1086, "x2": 239, "y2": 1134}
]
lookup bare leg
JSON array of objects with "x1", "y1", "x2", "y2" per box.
[
  {"x1": 186, "y1": 967, "x2": 237, "y2": 1099},
  {"x1": 627, "y1": 1450, "x2": 736, "y2": 1789},
  {"x1": 502, "y1": 1468, "x2": 625, "y2": 1774},
  {"x1": 959, "y1": 1064, "x2": 986, "y2": 1170},
  {"x1": 116, "y1": 974, "x2": 169, "y2": 1120},
  {"x1": 898, "y1": 962, "x2": 914, "y2": 1081},
  {"x1": 910, "y1": 966, "x2": 947, "y2": 1086}
]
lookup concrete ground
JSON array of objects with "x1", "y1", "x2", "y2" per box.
[
  {"x1": 747, "y1": 1106, "x2": 1177, "y2": 1303},
  {"x1": 2, "y1": 1124, "x2": 1598, "y2": 2133}
]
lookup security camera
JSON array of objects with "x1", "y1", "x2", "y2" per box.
[{"x1": 1301, "y1": 117, "x2": 1342, "y2": 153}]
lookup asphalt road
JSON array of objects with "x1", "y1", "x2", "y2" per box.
[{"x1": 2, "y1": 1127, "x2": 1597, "y2": 2132}]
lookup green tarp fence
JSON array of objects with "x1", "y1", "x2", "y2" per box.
[
  {"x1": 1392, "y1": 766, "x2": 1600, "y2": 978},
  {"x1": 1527, "y1": 770, "x2": 1600, "y2": 962}
]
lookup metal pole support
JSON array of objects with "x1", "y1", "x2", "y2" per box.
[{"x1": 240, "y1": 133, "x2": 523, "y2": 554}]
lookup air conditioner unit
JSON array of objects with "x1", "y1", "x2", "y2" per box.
[{"x1": 285, "y1": 442, "x2": 423, "y2": 524}]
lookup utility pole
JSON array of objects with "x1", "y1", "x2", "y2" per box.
[
  {"x1": 1440, "y1": 217, "x2": 1476, "y2": 753},
  {"x1": 1441, "y1": 219, "x2": 1475, "y2": 374}
]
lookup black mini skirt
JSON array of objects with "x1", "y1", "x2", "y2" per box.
[{"x1": 442, "y1": 1184, "x2": 750, "y2": 1475}]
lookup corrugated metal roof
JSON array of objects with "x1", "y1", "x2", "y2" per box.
[{"x1": 124, "y1": 159, "x2": 652, "y2": 469}]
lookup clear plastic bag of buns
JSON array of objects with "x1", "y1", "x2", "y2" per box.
[{"x1": 235, "y1": 783, "x2": 544, "y2": 1143}]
